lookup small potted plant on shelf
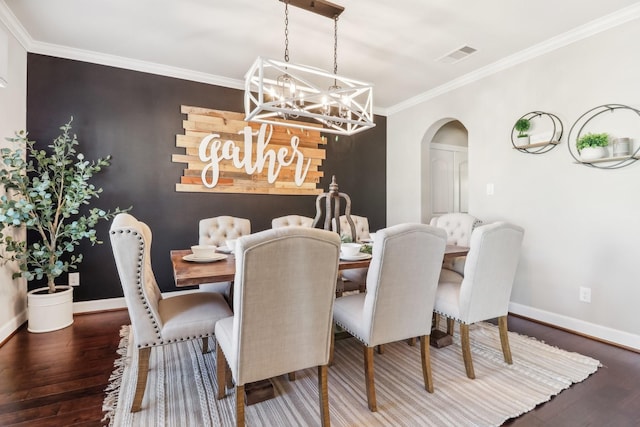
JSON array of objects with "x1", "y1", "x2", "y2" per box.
[
  {"x1": 0, "y1": 118, "x2": 128, "y2": 333},
  {"x1": 514, "y1": 118, "x2": 531, "y2": 146},
  {"x1": 576, "y1": 132, "x2": 609, "y2": 161}
]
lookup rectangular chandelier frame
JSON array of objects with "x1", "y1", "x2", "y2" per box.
[{"x1": 244, "y1": 57, "x2": 375, "y2": 136}]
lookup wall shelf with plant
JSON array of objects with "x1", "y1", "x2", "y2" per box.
[
  {"x1": 511, "y1": 111, "x2": 563, "y2": 154},
  {"x1": 567, "y1": 104, "x2": 640, "y2": 169}
]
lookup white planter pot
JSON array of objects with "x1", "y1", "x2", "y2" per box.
[
  {"x1": 27, "y1": 285, "x2": 74, "y2": 333},
  {"x1": 516, "y1": 135, "x2": 530, "y2": 146},
  {"x1": 579, "y1": 146, "x2": 608, "y2": 161}
]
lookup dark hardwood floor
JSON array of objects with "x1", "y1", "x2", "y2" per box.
[{"x1": 0, "y1": 310, "x2": 638, "y2": 426}]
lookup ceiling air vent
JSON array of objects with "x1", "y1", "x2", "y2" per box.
[{"x1": 437, "y1": 45, "x2": 477, "y2": 64}]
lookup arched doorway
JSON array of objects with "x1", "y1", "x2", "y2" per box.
[{"x1": 420, "y1": 119, "x2": 469, "y2": 223}]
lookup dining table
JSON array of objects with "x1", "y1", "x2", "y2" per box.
[{"x1": 170, "y1": 244, "x2": 469, "y2": 288}]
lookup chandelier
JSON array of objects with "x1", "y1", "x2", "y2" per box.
[{"x1": 244, "y1": 0, "x2": 375, "y2": 136}]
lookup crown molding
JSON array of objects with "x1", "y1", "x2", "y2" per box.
[
  {"x1": 0, "y1": 0, "x2": 32, "y2": 49},
  {"x1": 2, "y1": 1, "x2": 639, "y2": 117},
  {"x1": 387, "y1": 2, "x2": 640, "y2": 115}
]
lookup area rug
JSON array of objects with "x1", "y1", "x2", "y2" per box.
[{"x1": 103, "y1": 322, "x2": 600, "y2": 426}]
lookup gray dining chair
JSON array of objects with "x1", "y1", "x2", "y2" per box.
[
  {"x1": 215, "y1": 227, "x2": 341, "y2": 427},
  {"x1": 332, "y1": 223, "x2": 447, "y2": 412},
  {"x1": 109, "y1": 213, "x2": 232, "y2": 412},
  {"x1": 434, "y1": 221, "x2": 524, "y2": 379}
]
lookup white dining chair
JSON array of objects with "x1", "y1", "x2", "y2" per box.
[
  {"x1": 332, "y1": 214, "x2": 371, "y2": 293},
  {"x1": 198, "y1": 216, "x2": 251, "y2": 296},
  {"x1": 434, "y1": 221, "x2": 524, "y2": 379},
  {"x1": 109, "y1": 213, "x2": 232, "y2": 412},
  {"x1": 271, "y1": 214, "x2": 314, "y2": 228},
  {"x1": 429, "y1": 212, "x2": 482, "y2": 275},
  {"x1": 332, "y1": 223, "x2": 447, "y2": 412},
  {"x1": 215, "y1": 227, "x2": 341, "y2": 427}
]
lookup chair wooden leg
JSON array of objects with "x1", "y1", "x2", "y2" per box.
[
  {"x1": 131, "y1": 347, "x2": 151, "y2": 412},
  {"x1": 216, "y1": 343, "x2": 227, "y2": 400},
  {"x1": 420, "y1": 336, "x2": 434, "y2": 393},
  {"x1": 407, "y1": 337, "x2": 416, "y2": 346},
  {"x1": 329, "y1": 323, "x2": 335, "y2": 366},
  {"x1": 498, "y1": 316, "x2": 513, "y2": 364},
  {"x1": 446, "y1": 318, "x2": 455, "y2": 335},
  {"x1": 202, "y1": 337, "x2": 209, "y2": 354},
  {"x1": 235, "y1": 384, "x2": 245, "y2": 427},
  {"x1": 288, "y1": 372, "x2": 296, "y2": 381},
  {"x1": 363, "y1": 345, "x2": 377, "y2": 412},
  {"x1": 377, "y1": 344, "x2": 385, "y2": 354},
  {"x1": 460, "y1": 323, "x2": 475, "y2": 379},
  {"x1": 318, "y1": 365, "x2": 330, "y2": 427}
]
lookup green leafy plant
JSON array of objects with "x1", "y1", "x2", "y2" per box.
[
  {"x1": 514, "y1": 118, "x2": 531, "y2": 137},
  {"x1": 0, "y1": 118, "x2": 129, "y2": 293},
  {"x1": 576, "y1": 133, "x2": 609, "y2": 152}
]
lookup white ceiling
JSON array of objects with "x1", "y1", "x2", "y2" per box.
[{"x1": 2, "y1": 0, "x2": 640, "y2": 114}]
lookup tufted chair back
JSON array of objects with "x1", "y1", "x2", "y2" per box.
[
  {"x1": 332, "y1": 214, "x2": 371, "y2": 242},
  {"x1": 429, "y1": 213, "x2": 482, "y2": 247},
  {"x1": 271, "y1": 214, "x2": 314, "y2": 229},
  {"x1": 110, "y1": 213, "x2": 164, "y2": 347},
  {"x1": 199, "y1": 216, "x2": 251, "y2": 246},
  {"x1": 430, "y1": 213, "x2": 482, "y2": 275}
]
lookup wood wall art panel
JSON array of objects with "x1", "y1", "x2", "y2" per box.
[{"x1": 174, "y1": 106, "x2": 325, "y2": 195}]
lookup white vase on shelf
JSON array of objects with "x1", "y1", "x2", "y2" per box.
[{"x1": 579, "y1": 146, "x2": 608, "y2": 162}]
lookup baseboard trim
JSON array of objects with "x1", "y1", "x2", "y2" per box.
[
  {"x1": 509, "y1": 302, "x2": 640, "y2": 352},
  {"x1": 0, "y1": 309, "x2": 27, "y2": 346},
  {"x1": 72, "y1": 289, "x2": 201, "y2": 314}
]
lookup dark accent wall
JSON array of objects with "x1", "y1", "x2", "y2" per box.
[{"x1": 26, "y1": 54, "x2": 386, "y2": 301}]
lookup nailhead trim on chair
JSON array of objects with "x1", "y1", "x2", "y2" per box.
[{"x1": 111, "y1": 227, "x2": 218, "y2": 349}]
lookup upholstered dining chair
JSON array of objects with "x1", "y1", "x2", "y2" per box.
[
  {"x1": 434, "y1": 221, "x2": 524, "y2": 380},
  {"x1": 109, "y1": 213, "x2": 232, "y2": 412},
  {"x1": 429, "y1": 212, "x2": 482, "y2": 276},
  {"x1": 215, "y1": 227, "x2": 341, "y2": 427},
  {"x1": 332, "y1": 214, "x2": 371, "y2": 293},
  {"x1": 198, "y1": 216, "x2": 251, "y2": 296},
  {"x1": 271, "y1": 214, "x2": 314, "y2": 228},
  {"x1": 332, "y1": 223, "x2": 447, "y2": 412}
]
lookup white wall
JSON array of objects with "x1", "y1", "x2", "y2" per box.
[
  {"x1": 0, "y1": 20, "x2": 26, "y2": 343},
  {"x1": 388, "y1": 20, "x2": 640, "y2": 349}
]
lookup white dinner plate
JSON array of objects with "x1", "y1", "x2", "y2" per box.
[
  {"x1": 216, "y1": 246, "x2": 233, "y2": 254},
  {"x1": 340, "y1": 253, "x2": 372, "y2": 261},
  {"x1": 183, "y1": 253, "x2": 228, "y2": 263}
]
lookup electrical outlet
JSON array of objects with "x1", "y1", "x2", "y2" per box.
[
  {"x1": 579, "y1": 286, "x2": 591, "y2": 303},
  {"x1": 69, "y1": 272, "x2": 80, "y2": 287}
]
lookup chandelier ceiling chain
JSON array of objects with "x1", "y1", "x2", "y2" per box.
[
  {"x1": 333, "y1": 16, "x2": 338, "y2": 76},
  {"x1": 244, "y1": 0, "x2": 376, "y2": 136},
  {"x1": 283, "y1": 1, "x2": 290, "y2": 63}
]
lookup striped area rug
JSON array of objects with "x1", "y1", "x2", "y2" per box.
[{"x1": 103, "y1": 322, "x2": 600, "y2": 426}]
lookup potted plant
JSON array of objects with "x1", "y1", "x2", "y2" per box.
[
  {"x1": 514, "y1": 118, "x2": 531, "y2": 146},
  {"x1": 0, "y1": 118, "x2": 127, "y2": 332},
  {"x1": 576, "y1": 132, "x2": 609, "y2": 161}
]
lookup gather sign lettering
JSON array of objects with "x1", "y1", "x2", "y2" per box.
[
  {"x1": 198, "y1": 124, "x2": 311, "y2": 188},
  {"x1": 174, "y1": 106, "x2": 324, "y2": 195}
]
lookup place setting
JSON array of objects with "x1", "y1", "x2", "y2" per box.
[
  {"x1": 340, "y1": 242, "x2": 372, "y2": 261},
  {"x1": 182, "y1": 245, "x2": 227, "y2": 263}
]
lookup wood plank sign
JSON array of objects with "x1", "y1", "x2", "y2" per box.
[{"x1": 173, "y1": 106, "x2": 326, "y2": 195}]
